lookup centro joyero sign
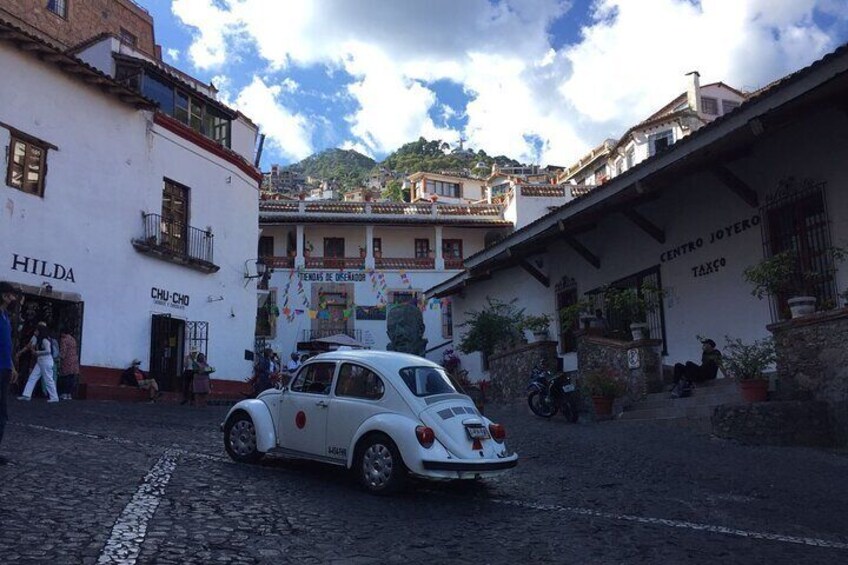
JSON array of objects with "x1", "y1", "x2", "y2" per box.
[{"x1": 151, "y1": 287, "x2": 190, "y2": 310}]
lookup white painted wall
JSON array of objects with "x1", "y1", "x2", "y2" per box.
[{"x1": 0, "y1": 44, "x2": 259, "y2": 381}]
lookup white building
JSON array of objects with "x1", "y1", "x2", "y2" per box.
[
  {"x1": 407, "y1": 171, "x2": 487, "y2": 204},
  {"x1": 427, "y1": 46, "x2": 848, "y2": 381},
  {"x1": 255, "y1": 200, "x2": 512, "y2": 362},
  {"x1": 0, "y1": 15, "x2": 261, "y2": 390}
]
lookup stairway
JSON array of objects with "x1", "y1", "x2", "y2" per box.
[{"x1": 618, "y1": 377, "x2": 741, "y2": 426}]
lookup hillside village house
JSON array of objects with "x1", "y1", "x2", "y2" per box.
[
  {"x1": 427, "y1": 46, "x2": 848, "y2": 391},
  {"x1": 0, "y1": 5, "x2": 261, "y2": 393},
  {"x1": 408, "y1": 171, "x2": 487, "y2": 204}
]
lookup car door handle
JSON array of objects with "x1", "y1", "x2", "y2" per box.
[{"x1": 315, "y1": 400, "x2": 329, "y2": 408}]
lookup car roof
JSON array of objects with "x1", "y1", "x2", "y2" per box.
[{"x1": 305, "y1": 350, "x2": 441, "y2": 374}]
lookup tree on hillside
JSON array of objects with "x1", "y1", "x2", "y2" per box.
[{"x1": 383, "y1": 179, "x2": 406, "y2": 202}]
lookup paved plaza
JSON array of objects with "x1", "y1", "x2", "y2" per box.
[{"x1": 1, "y1": 399, "x2": 847, "y2": 564}]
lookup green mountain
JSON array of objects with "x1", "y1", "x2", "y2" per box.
[
  {"x1": 382, "y1": 137, "x2": 522, "y2": 176},
  {"x1": 285, "y1": 148, "x2": 377, "y2": 189}
]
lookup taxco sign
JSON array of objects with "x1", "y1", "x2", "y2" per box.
[
  {"x1": 11, "y1": 253, "x2": 76, "y2": 282},
  {"x1": 151, "y1": 287, "x2": 190, "y2": 310}
]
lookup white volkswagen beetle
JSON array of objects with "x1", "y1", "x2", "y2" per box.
[{"x1": 222, "y1": 350, "x2": 517, "y2": 494}]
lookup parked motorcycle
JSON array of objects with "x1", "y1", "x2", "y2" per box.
[{"x1": 526, "y1": 364, "x2": 579, "y2": 422}]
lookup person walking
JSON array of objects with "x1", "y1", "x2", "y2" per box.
[
  {"x1": 1, "y1": 282, "x2": 21, "y2": 465},
  {"x1": 57, "y1": 329, "x2": 79, "y2": 400},
  {"x1": 18, "y1": 322, "x2": 59, "y2": 402},
  {"x1": 180, "y1": 347, "x2": 199, "y2": 406},
  {"x1": 192, "y1": 353, "x2": 214, "y2": 407}
]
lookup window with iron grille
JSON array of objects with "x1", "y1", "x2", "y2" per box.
[
  {"x1": 556, "y1": 277, "x2": 578, "y2": 353},
  {"x1": 761, "y1": 180, "x2": 836, "y2": 320},
  {"x1": 185, "y1": 321, "x2": 209, "y2": 360},
  {"x1": 119, "y1": 28, "x2": 138, "y2": 47},
  {"x1": 6, "y1": 134, "x2": 47, "y2": 197},
  {"x1": 586, "y1": 266, "x2": 667, "y2": 354},
  {"x1": 442, "y1": 239, "x2": 463, "y2": 259},
  {"x1": 701, "y1": 96, "x2": 719, "y2": 115},
  {"x1": 47, "y1": 0, "x2": 67, "y2": 18},
  {"x1": 415, "y1": 239, "x2": 430, "y2": 258},
  {"x1": 441, "y1": 300, "x2": 453, "y2": 338},
  {"x1": 258, "y1": 236, "x2": 274, "y2": 259},
  {"x1": 648, "y1": 130, "x2": 673, "y2": 156}
]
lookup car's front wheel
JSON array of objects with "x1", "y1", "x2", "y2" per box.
[
  {"x1": 224, "y1": 412, "x2": 263, "y2": 464},
  {"x1": 356, "y1": 433, "x2": 406, "y2": 495}
]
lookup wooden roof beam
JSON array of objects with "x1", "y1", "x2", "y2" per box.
[
  {"x1": 712, "y1": 165, "x2": 759, "y2": 208},
  {"x1": 622, "y1": 208, "x2": 666, "y2": 244},
  {"x1": 519, "y1": 258, "x2": 550, "y2": 288},
  {"x1": 563, "y1": 234, "x2": 600, "y2": 269}
]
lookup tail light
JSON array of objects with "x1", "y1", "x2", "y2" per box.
[
  {"x1": 416, "y1": 426, "x2": 435, "y2": 448},
  {"x1": 489, "y1": 423, "x2": 506, "y2": 443}
]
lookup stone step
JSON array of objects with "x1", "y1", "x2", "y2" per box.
[
  {"x1": 628, "y1": 389, "x2": 742, "y2": 411},
  {"x1": 616, "y1": 415, "x2": 713, "y2": 432},
  {"x1": 618, "y1": 402, "x2": 725, "y2": 421},
  {"x1": 644, "y1": 378, "x2": 737, "y2": 402}
]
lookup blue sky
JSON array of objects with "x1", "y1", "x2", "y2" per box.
[{"x1": 138, "y1": 0, "x2": 848, "y2": 170}]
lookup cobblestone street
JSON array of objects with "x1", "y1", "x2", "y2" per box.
[{"x1": 1, "y1": 399, "x2": 847, "y2": 564}]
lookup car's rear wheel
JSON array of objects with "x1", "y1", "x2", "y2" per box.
[
  {"x1": 356, "y1": 433, "x2": 406, "y2": 495},
  {"x1": 224, "y1": 412, "x2": 263, "y2": 464}
]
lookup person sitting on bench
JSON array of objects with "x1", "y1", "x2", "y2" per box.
[{"x1": 671, "y1": 338, "x2": 724, "y2": 397}]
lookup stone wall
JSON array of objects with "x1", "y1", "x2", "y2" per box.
[
  {"x1": 712, "y1": 401, "x2": 835, "y2": 447},
  {"x1": 488, "y1": 340, "x2": 558, "y2": 402},
  {"x1": 576, "y1": 333, "x2": 663, "y2": 409},
  {"x1": 768, "y1": 308, "x2": 848, "y2": 445}
]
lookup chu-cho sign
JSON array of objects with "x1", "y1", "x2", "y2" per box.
[{"x1": 151, "y1": 287, "x2": 190, "y2": 310}]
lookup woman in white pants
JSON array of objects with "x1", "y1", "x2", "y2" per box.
[{"x1": 18, "y1": 323, "x2": 58, "y2": 402}]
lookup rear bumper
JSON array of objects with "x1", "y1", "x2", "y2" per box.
[{"x1": 421, "y1": 456, "x2": 518, "y2": 472}]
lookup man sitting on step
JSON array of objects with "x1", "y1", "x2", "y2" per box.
[{"x1": 670, "y1": 338, "x2": 724, "y2": 398}]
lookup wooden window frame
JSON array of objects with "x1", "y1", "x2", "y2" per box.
[
  {"x1": 47, "y1": 0, "x2": 68, "y2": 19},
  {"x1": 441, "y1": 239, "x2": 463, "y2": 259},
  {"x1": 324, "y1": 237, "x2": 345, "y2": 258},
  {"x1": 414, "y1": 238, "x2": 430, "y2": 259},
  {"x1": 441, "y1": 300, "x2": 453, "y2": 339},
  {"x1": 6, "y1": 132, "x2": 50, "y2": 197},
  {"x1": 372, "y1": 237, "x2": 382, "y2": 254}
]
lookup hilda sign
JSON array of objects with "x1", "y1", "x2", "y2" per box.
[
  {"x1": 151, "y1": 287, "x2": 190, "y2": 310},
  {"x1": 11, "y1": 253, "x2": 76, "y2": 282}
]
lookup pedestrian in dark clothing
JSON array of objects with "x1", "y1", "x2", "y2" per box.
[
  {"x1": 0, "y1": 281, "x2": 21, "y2": 465},
  {"x1": 671, "y1": 338, "x2": 725, "y2": 398},
  {"x1": 252, "y1": 348, "x2": 273, "y2": 396}
]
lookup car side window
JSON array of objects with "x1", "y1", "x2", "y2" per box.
[
  {"x1": 335, "y1": 363, "x2": 385, "y2": 400},
  {"x1": 290, "y1": 362, "x2": 336, "y2": 395}
]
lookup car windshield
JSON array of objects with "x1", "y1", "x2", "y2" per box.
[{"x1": 398, "y1": 366, "x2": 457, "y2": 397}]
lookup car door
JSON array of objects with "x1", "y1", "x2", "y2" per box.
[
  {"x1": 325, "y1": 363, "x2": 387, "y2": 463},
  {"x1": 278, "y1": 361, "x2": 337, "y2": 458}
]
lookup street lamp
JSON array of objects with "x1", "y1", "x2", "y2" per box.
[{"x1": 244, "y1": 258, "x2": 268, "y2": 280}]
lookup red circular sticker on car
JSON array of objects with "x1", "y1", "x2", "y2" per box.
[{"x1": 295, "y1": 411, "x2": 306, "y2": 429}]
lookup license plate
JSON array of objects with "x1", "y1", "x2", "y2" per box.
[
  {"x1": 562, "y1": 384, "x2": 576, "y2": 393},
  {"x1": 465, "y1": 425, "x2": 490, "y2": 440}
]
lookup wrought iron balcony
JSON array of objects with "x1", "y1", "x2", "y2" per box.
[{"x1": 132, "y1": 213, "x2": 219, "y2": 273}]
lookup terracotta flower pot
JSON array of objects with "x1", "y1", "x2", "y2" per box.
[
  {"x1": 592, "y1": 395, "x2": 614, "y2": 417},
  {"x1": 738, "y1": 379, "x2": 768, "y2": 402}
]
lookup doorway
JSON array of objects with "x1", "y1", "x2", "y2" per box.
[{"x1": 149, "y1": 314, "x2": 185, "y2": 392}]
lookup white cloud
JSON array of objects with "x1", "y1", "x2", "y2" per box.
[
  {"x1": 166, "y1": 48, "x2": 180, "y2": 62},
  {"x1": 340, "y1": 140, "x2": 374, "y2": 159},
  {"x1": 172, "y1": 0, "x2": 846, "y2": 166},
  {"x1": 232, "y1": 76, "x2": 314, "y2": 162}
]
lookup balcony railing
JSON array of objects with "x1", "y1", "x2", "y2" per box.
[
  {"x1": 266, "y1": 256, "x2": 294, "y2": 269},
  {"x1": 301, "y1": 328, "x2": 363, "y2": 342},
  {"x1": 131, "y1": 213, "x2": 218, "y2": 273},
  {"x1": 375, "y1": 257, "x2": 435, "y2": 270},
  {"x1": 305, "y1": 257, "x2": 366, "y2": 269},
  {"x1": 444, "y1": 258, "x2": 464, "y2": 269}
]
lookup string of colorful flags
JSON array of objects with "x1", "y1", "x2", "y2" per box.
[{"x1": 269, "y1": 267, "x2": 449, "y2": 320}]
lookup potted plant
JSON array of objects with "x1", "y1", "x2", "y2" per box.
[
  {"x1": 603, "y1": 283, "x2": 663, "y2": 340},
  {"x1": 521, "y1": 313, "x2": 552, "y2": 341},
  {"x1": 304, "y1": 241, "x2": 314, "y2": 257},
  {"x1": 722, "y1": 336, "x2": 776, "y2": 402},
  {"x1": 744, "y1": 248, "x2": 846, "y2": 318},
  {"x1": 458, "y1": 297, "x2": 526, "y2": 359},
  {"x1": 583, "y1": 368, "x2": 626, "y2": 417}
]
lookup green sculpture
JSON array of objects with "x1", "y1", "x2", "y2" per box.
[{"x1": 386, "y1": 303, "x2": 428, "y2": 356}]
